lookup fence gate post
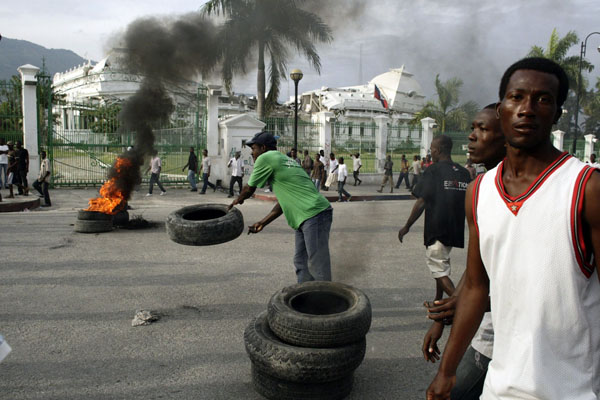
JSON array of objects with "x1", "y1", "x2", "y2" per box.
[
  {"x1": 584, "y1": 134, "x2": 596, "y2": 162},
  {"x1": 374, "y1": 115, "x2": 389, "y2": 173},
  {"x1": 206, "y1": 85, "x2": 222, "y2": 157},
  {"x1": 420, "y1": 117, "x2": 436, "y2": 158},
  {"x1": 316, "y1": 111, "x2": 333, "y2": 156},
  {"x1": 18, "y1": 64, "x2": 40, "y2": 186},
  {"x1": 552, "y1": 130, "x2": 565, "y2": 152}
]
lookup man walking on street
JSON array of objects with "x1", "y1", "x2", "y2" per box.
[
  {"x1": 351, "y1": 152, "x2": 362, "y2": 186},
  {"x1": 229, "y1": 131, "x2": 333, "y2": 283},
  {"x1": 411, "y1": 155, "x2": 422, "y2": 189},
  {"x1": 427, "y1": 58, "x2": 600, "y2": 400},
  {"x1": 377, "y1": 155, "x2": 394, "y2": 193},
  {"x1": 422, "y1": 103, "x2": 506, "y2": 400},
  {"x1": 336, "y1": 157, "x2": 352, "y2": 202},
  {"x1": 227, "y1": 151, "x2": 244, "y2": 198},
  {"x1": 398, "y1": 135, "x2": 470, "y2": 301},
  {"x1": 33, "y1": 150, "x2": 51, "y2": 207},
  {"x1": 395, "y1": 154, "x2": 410, "y2": 189},
  {"x1": 311, "y1": 152, "x2": 325, "y2": 191},
  {"x1": 182, "y1": 146, "x2": 198, "y2": 192},
  {"x1": 145, "y1": 151, "x2": 167, "y2": 196},
  {"x1": 199, "y1": 149, "x2": 216, "y2": 194}
]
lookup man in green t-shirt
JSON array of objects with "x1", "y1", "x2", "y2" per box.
[{"x1": 228, "y1": 131, "x2": 333, "y2": 282}]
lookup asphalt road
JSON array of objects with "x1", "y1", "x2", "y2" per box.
[{"x1": 0, "y1": 185, "x2": 467, "y2": 399}]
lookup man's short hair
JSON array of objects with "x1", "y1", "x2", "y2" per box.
[
  {"x1": 499, "y1": 57, "x2": 569, "y2": 107},
  {"x1": 433, "y1": 135, "x2": 453, "y2": 155},
  {"x1": 484, "y1": 103, "x2": 497, "y2": 110}
]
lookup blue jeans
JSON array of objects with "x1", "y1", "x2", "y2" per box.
[
  {"x1": 187, "y1": 170, "x2": 197, "y2": 190},
  {"x1": 312, "y1": 178, "x2": 321, "y2": 192},
  {"x1": 33, "y1": 180, "x2": 50, "y2": 205},
  {"x1": 395, "y1": 172, "x2": 410, "y2": 188},
  {"x1": 201, "y1": 172, "x2": 215, "y2": 193},
  {"x1": 149, "y1": 173, "x2": 165, "y2": 194},
  {"x1": 294, "y1": 207, "x2": 333, "y2": 282},
  {"x1": 337, "y1": 181, "x2": 351, "y2": 201},
  {"x1": 451, "y1": 345, "x2": 490, "y2": 400}
]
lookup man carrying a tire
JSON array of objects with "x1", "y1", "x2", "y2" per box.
[{"x1": 228, "y1": 131, "x2": 333, "y2": 282}]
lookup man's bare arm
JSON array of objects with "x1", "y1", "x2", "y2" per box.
[
  {"x1": 426, "y1": 183, "x2": 490, "y2": 399},
  {"x1": 248, "y1": 202, "x2": 283, "y2": 234},
  {"x1": 398, "y1": 197, "x2": 425, "y2": 242}
]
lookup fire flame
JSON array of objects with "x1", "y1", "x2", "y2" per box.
[{"x1": 85, "y1": 157, "x2": 132, "y2": 215}]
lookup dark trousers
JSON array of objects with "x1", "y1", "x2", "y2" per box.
[
  {"x1": 149, "y1": 173, "x2": 166, "y2": 194},
  {"x1": 33, "y1": 180, "x2": 50, "y2": 205},
  {"x1": 395, "y1": 172, "x2": 410, "y2": 188},
  {"x1": 450, "y1": 345, "x2": 490, "y2": 400},
  {"x1": 229, "y1": 176, "x2": 243, "y2": 196},
  {"x1": 353, "y1": 170, "x2": 362, "y2": 185},
  {"x1": 411, "y1": 174, "x2": 419, "y2": 189},
  {"x1": 201, "y1": 173, "x2": 216, "y2": 193},
  {"x1": 338, "y1": 181, "x2": 351, "y2": 201}
]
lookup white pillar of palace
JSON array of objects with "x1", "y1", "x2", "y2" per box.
[
  {"x1": 374, "y1": 115, "x2": 390, "y2": 173},
  {"x1": 420, "y1": 117, "x2": 436, "y2": 158},
  {"x1": 552, "y1": 130, "x2": 565, "y2": 151},
  {"x1": 18, "y1": 64, "x2": 40, "y2": 185}
]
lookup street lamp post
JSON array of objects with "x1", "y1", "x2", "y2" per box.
[
  {"x1": 571, "y1": 31, "x2": 600, "y2": 155},
  {"x1": 290, "y1": 69, "x2": 303, "y2": 152}
]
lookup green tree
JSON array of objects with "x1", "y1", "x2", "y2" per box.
[
  {"x1": 583, "y1": 78, "x2": 600, "y2": 136},
  {"x1": 527, "y1": 28, "x2": 595, "y2": 153},
  {"x1": 413, "y1": 74, "x2": 479, "y2": 133},
  {"x1": 202, "y1": 0, "x2": 333, "y2": 119}
]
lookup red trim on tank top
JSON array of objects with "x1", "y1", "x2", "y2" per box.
[
  {"x1": 495, "y1": 152, "x2": 571, "y2": 216},
  {"x1": 570, "y1": 166, "x2": 596, "y2": 278},
  {"x1": 472, "y1": 174, "x2": 484, "y2": 237}
]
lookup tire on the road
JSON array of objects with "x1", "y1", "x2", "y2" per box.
[
  {"x1": 77, "y1": 210, "x2": 113, "y2": 221},
  {"x1": 165, "y1": 204, "x2": 244, "y2": 246},
  {"x1": 113, "y1": 210, "x2": 129, "y2": 227},
  {"x1": 74, "y1": 219, "x2": 113, "y2": 233},
  {"x1": 244, "y1": 312, "x2": 365, "y2": 383},
  {"x1": 267, "y1": 281, "x2": 372, "y2": 348},
  {"x1": 251, "y1": 364, "x2": 353, "y2": 400}
]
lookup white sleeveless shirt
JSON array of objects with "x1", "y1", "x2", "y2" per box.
[{"x1": 473, "y1": 153, "x2": 600, "y2": 399}]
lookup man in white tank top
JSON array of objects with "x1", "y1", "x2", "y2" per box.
[{"x1": 428, "y1": 58, "x2": 600, "y2": 399}]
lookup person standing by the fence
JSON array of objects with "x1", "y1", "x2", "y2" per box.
[
  {"x1": 324, "y1": 153, "x2": 338, "y2": 191},
  {"x1": 15, "y1": 141, "x2": 29, "y2": 196},
  {"x1": 351, "y1": 153, "x2": 362, "y2": 186},
  {"x1": 227, "y1": 151, "x2": 244, "y2": 198},
  {"x1": 302, "y1": 150, "x2": 313, "y2": 176},
  {"x1": 33, "y1": 150, "x2": 51, "y2": 207},
  {"x1": 377, "y1": 155, "x2": 394, "y2": 193},
  {"x1": 199, "y1": 149, "x2": 216, "y2": 194},
  {"x1": 336, "y1": 157, "x2": 352, "y2": 202},
  {"x1": 0, "y1": 138, "x2": 8, "y2": 189},
  {"x1": 5, "y1": 142, "x2": 16, "y2": 198},
  {"x1": 311, "y1": 152, "x2": 324, "y2": 191},
  {"x1": 182, "y1": 146, "x2": 198, "y2": 192},
  {"x1": 411, "y1": 155, "x2": 422, "y2": 189},
  {"x1": 145, "y1": 151, "x2": 167, "y2": 197}
]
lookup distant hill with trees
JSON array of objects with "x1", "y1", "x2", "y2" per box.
[{"x1": 0, "y1": 36, "x2": 88, "y2": 80}]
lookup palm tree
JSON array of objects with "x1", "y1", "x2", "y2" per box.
[
  {"x1": 413, "y1": 74, "x2": 479, "y2": 133},
  {"x1": 202, "y1": 0, "x2": 333, "y2": 119},
  {"x1": 527, "y1": 28, "x2": 596, "y2": 153},
  {"x1": 527, "y1": 28, "x2": 593, "y2": 90}
]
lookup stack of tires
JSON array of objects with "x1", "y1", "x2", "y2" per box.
[
  {"x1": 74, "y1": 210, "x2": 113, "y2": 233},
  {"x1": 245, "y1": 281, "x2": 372, "y2": 400}
]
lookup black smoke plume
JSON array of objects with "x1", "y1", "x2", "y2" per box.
[{"x1": 103, "y1": 13, "x2": 221, "y2": 202}]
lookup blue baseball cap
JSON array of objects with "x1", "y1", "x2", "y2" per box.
[{"x1": 246, "y1": 131, "x2": 277, "y2": 147}]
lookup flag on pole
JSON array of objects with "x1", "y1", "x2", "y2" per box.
[{"x1": 373, "y1": 84, "x2": 388, "y2": 109}]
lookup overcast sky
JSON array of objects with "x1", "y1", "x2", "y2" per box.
[{"x1": 2, "y1": 0, "x2": 599, "y2": 106}]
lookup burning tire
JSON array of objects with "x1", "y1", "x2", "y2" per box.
[
  {"x1": 77, "y1": 210, "x2": 113, "y2": 221},
  {"x1": 267, "y1": 281, "x2": 372, "y2": 348},
  {"x1": 251, "y1": 364, "x2": 353, "y2": 400},
  {"x1": 244, "y1": 312, "x2": 365, "y2": 383},
  {"x1": 113, "y1": 210, "x2": 129, "y2": 227},
  {"x1": 165, "y1": 204, "x2": 244, "y2": 246},
  {"x1": 74, "y1": 219, "x2": 113, "y2": 233}
]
